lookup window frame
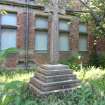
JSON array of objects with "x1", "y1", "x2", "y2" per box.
[
  {"x1": 79, "y1": 33, "x2": 88, "y2": 52},
  {"x1": 59, "y1": 19, "x2": 70, "y2": 32},
  {"x1": 34, "y1": 31, "x2": 48, "y2": 52},
  {"x1": 79, "y1": 24, "x2": 87, "y2": 33},
  {"x1": 1, "y1": 13, "x2": 17, "y2": 26},
  {"x1": 1, "y1": 28, "x2": 17, "y2": 50},
  {"x1": 59, "y1": 19, "x2": 70, "y2": 52},
  {"x1": 35, "y1": 15, "x2": 48, "y2": 29},
  {"x1": 0, "y1": 12, "x2": 17, "y2": 51},
  {"x1": 59, "y1": 32, "x2": 70, "y2": 51},
  {"x1": 34, "y1": 15, "x2": 49, "y2": 53}
]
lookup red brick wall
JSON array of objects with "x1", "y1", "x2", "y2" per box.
[
  {"x1": 5, "y1": 54, "x2": 17, "y2": 68},
  {"x1": 96, "y1": 38, "x2": 105, "y2": 54},
  {"x1": 2, "y1": 2, "x2": 105, "y2": 68},
  {"x1": 17, "y1": 13, "x2": 25, "y2": 48}
]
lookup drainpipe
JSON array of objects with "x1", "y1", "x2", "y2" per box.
[{"x1": 24, "y1": 0, "x2": 29, "y2": 70}]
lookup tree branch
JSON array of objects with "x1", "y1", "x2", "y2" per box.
[{"x1": 78, "y1": 0, "x2": 101, "y2": 26}]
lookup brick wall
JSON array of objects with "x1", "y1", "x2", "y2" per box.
[{"x1": 1, "y1": 2, "x2": 105, "y2": 68}]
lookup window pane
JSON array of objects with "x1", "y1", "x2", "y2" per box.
[
  {"x1": 59, "y1": 20, "x2": 70, "y2": 31},
  {"x1": 79, "y1": 35, "x2": 88, "y2": 51},
  {"x1": 1, "y1": 14, "x2": 17, "y2": 26},
  {"x1": 36, "y1": 17, "x2": 48, "y2": 29},
  {"x1": 79, "y1": 24, "x2": 87, "y2": 33},
  {"x1": 1, "y1": 29, "x2": 16, "y2": 50},
  {"x1": 35, "y1": 31, "x2": 48, "y2": 51},
  {"x1": 59, "y1": 33, "x2": 69, "y2": 51}
]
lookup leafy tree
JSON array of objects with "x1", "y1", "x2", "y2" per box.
[{"x1": 79, "y1": 0, "x2": 105, "y2": 37}]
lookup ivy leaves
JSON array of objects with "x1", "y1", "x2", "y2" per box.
[{"x1": 0, "y1": 10, "x2": 7, "y2": 15}]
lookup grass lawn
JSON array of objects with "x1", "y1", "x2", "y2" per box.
[{"x1": 0, "y1": 67, "x2": 105, "y2": 105}]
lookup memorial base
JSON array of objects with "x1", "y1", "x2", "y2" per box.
[{"x1": 29, "y1": 64, "x2": 80, "y2": 96}]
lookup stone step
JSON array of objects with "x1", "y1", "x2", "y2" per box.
[
  {"x1": 30, "y1": 77, "x2": 80, "y2": 91},
  {"x1": 41, "y1": 64, "x2": 69, "y2": 70},
  {"x1": 29, "y1": 83, "x2": 77, "y2": 96},
  {"x1": 29, "y1": 64, "x2": 80, "y2": 96},
  {"x1": 38, "y1": 68, "x2": 73, "y2": 76},
  {"x1": 35, "y1": 72, "x2": 76, "y2": 82}
]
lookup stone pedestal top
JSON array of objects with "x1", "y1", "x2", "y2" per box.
[{"x1": 41, "y1": 64, "x2": 69, "y2": 70}]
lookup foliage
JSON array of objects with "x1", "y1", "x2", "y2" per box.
[
  {"x1": 0, "y1": 81, "x2": 25, "y2": 105},
  {"x1": 79, "y1": 0, "x2": 105, "y2": 37},
  {"x1": 0, "y1": 10, "x2": 7, "y2": 15},
  {"x1": 89, "y1": 52, "x2": 105, "y2": 68},
  {"x1": 0, "y1": 52, "x2": 5, "y2": 63},
  {"x1": 3, "y1": 48, "x2": 17, "y2": 57},
  {"x1": 59, "y1": 53, "x2": 81, "y2": 71},
  {"x1": 0, "y1": 48, "x2": 17, "y2": 63},
  {"x1": 0, "y1": 67, "x2": 105, "y2": 105},
  {"x1": 1, "y1": 81, "x2": 105, "y2": 105},
  {"x1": 97, "y1": 53, "x2": 105, "y2": 68}
]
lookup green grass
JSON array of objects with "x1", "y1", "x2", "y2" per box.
[{"x1": 0, "y1": 67, "x2": 105, "y2": 105}]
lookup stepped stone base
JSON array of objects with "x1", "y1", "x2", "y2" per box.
[{"x1": 29, "y1": 64, "x2": 80, "y2": 96}]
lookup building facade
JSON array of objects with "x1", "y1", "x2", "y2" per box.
[{"x1": 0, "y1": 0, "x2": 96, "y2": 68}]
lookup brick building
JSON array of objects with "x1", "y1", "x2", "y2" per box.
[{"x1": 0, "y1": 0, "x2": 97, "y2": 68}]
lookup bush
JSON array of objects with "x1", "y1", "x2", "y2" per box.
[
  {"x1": 1, "y1": 82, "x2": 105, "y2": 105},
  {"x1": 0, "y1": 52, "x2": 5, "y2": 63},
  {"x1": 59, "y1": 53, "x2": 81, "y2": 71},
  {"x1": 89, "y1": 52, "x2": 105, "y2": 68},
  {"x1": 0, "y1": 48, "x2": 17, "y2": 63},
  {"x1": 0, "y1": 67, "x2": 105, "y2": 105},
  {"x1": 3, "y1": 48, "x2": 17, "y2": 57},
  {"x1": 98, "y1": 53, "x2": 105, "y2": 68}
]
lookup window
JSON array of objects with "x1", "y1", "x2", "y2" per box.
[
  {"x1": 79, "y1": 23, "x2": 88, "y2": 51},
  {"x1": 35, "y1": 17, "x2": 48, "y2": 29},
  {"x1": 79, "y1": 35, "x2": 88, "y2": 51},
  {"x1": 0, "y1": 13, "x2": 17, "y2": 50},
  {"x1": 1, "y1": 29, "x2": 16, "y2": 50},
  {"x1": 59, "y1": 33, "x2": 69, "y2": 51},
  {"x1": 79, "y1": 24, "x2": 87, "y2": 33},
  {"x1": 59, "y1": 20, "x2": 70, "y2": 31},
  {"x1": 35, "y1": 32, "x2": 48, "y2": 51},
  {"x1": 35, "y1": 16, "x2": 48, "y2": 52},
  {"x1": 59, "y1": 19, "x2": 70, "y2": 51},
  {"x1": 1, "y1": 14, "x2": 17, "y2": 26}
]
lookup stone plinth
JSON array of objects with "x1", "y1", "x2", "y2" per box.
[{"x1": 29, "y1": 64, "x2": 80, "y2": 96}]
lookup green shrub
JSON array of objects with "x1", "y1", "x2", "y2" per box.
[
  {"x1": 0, "y1": 67, "x2": 105, "y2": 105},
  {"x1": 98, "y1": 53, "x2": 105, "y2": 68},
  {"x1": 0, "y1": 52, "x2": 5, "y2": 63},
  {"x1": 0, "y1": 48, "x2": 17, "y2": 63},
  {"x1": 1, "y1": 82, "x2": 105, "y2": 105},
  {"x1": 3, "y1": 48, "x2": 17, "y2": 57},
  {"x1": 59, "y1": 53, "x2": 81, "y2": 71},
  {"x1": 89, "y1": 52, "x2": 105, "y2": 68}
]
